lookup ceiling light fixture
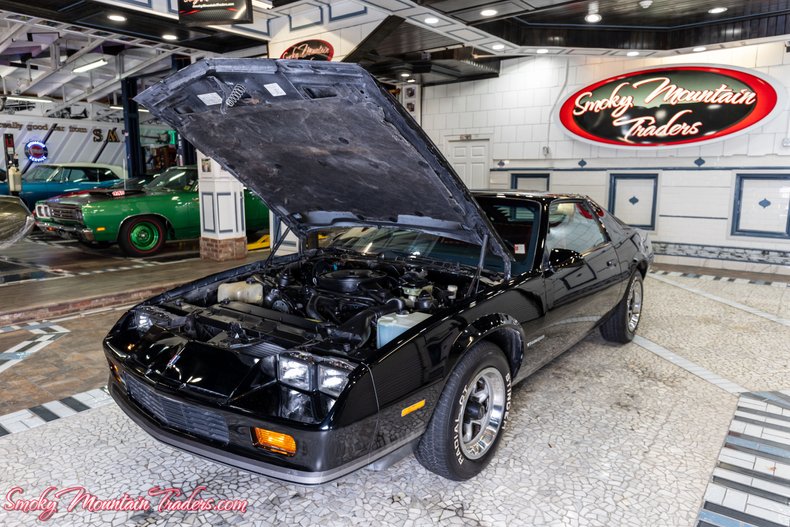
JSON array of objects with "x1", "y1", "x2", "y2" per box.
[
  {"x1": 627, "y1": 51, "x2": 640, "y2": 57},
  {"x1": 400, "y1": 72, "x2": 411, "y2": 78},
  {"x1": 162, "y1": 34, "x2": 178, "y2": 41},
  {"x1": 708, "y1": 7, "x2": 727, "y2": 14},
  {"x1": 492, "y1": 43, "x2": 505, "y2": 50},
  {"x1": 73, "y1": 58, "x2": 108, "y2": 73},
  {"x1": 693, "y1": 46, "x2": 707, "y2": 52},
  {"x1": 424, "y1": 16, "x2": 439, "y2": 24},
  {"x1": 4, "y1": 95, "x2": 53, "y2": 103},
  {"x1": 407, "y1": 79, "x2": 416, "y2": 83},
  {"x1": 536, "y1": 48, "x2": 549, "y2": 54},
  {"x1": 110, "y1": 105, "x2": 150, "y2": 113},
  {"x1": 107, "y1": 14, "x2": 127, "y2": 22},
  {"x1": 480, "y1": 9, "x2": 498, "y2": 17},
  {"x1": 585, "y1": 13, "x2": 602, "y2": 23}
]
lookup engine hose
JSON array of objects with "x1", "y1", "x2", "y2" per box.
[
  {"x1": 306, "y1": 293, "x2": 341, "y2": 324},
  {"x1": 325, "y1": 297, "x2": 405, "y2": 345}
]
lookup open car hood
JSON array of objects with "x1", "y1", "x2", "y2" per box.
[{"x1": 135, "y1": 59, "x2": 513, "y2": 267}]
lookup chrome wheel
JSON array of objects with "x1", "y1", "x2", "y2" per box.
[
  {"x1": 626, "y1": 277, "x2": 643, "y2": 332},
  {"x1": 457, "y1": 367, "x2": 507, "y2": 460}
]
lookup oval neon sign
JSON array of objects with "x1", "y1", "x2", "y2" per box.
[
  {"x1": 558, "y1": 66, "x2": 781, "y2": 148},
  {"x1": 280, "y1": 40, "x2": 334, "y2": 61}
]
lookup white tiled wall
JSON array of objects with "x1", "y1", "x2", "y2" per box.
[{"x1": 421, "y1": 42, "x2": 790, "y2": 274}]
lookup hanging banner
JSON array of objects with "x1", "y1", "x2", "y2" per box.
[
  {"x1": 177, "y1": 0, "x2": 253, "y2": 26},
  {"x1": 558, "y1": 65, "x2": 782, "y2": 148}
]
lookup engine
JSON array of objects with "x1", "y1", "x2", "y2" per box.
[{"x1": 166, "y1": 254, "x2": 467, "y2": 352}]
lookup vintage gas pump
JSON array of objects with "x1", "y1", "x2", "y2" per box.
[{"x1": 3, "y1": 134, "x2": 21, "y2": 195}]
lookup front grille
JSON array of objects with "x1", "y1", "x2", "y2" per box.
[
  {"x1": 125, "y1": 374, "x2": 230, "y2": 444},
  {"x1": 49, "y1": 204, "x2": 81, "y2": 221}
]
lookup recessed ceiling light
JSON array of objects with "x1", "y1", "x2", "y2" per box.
[
  {"x1": 585, "y1": 13, "x2": 602, "y2": 23},
  {"x1": 162, "y1": 34, "x2": 178, "y2": 41},
  {"x1": 693, "y1": 46, "x2": 707, "y2": 52},
  {"x1": 400, "y1": 72, "x2": 410, "y2": 78},
  {"x1": 708, "y1": 7, "x2": 727, "y2": 14},
  {"x1": 627, "y1": 51, "x2": 640, "y2": 57},
  {"x1": 536, "y1": 48, "x2": 549, "y2": 54},
  {"x1": 407, "y1": 79, "x2": 416, "y2": 83},
  {"x1": 73, "y1": 58, "x2": 108, "y2": 73},
  {"x1": 492, "y1": 43, "x2": 505, "y2": 50},
  {"x1": 108, "y1": 14, "x2": 127, "y2": 22},
  {"x1": 480, "y1": 9, "x2": 498, "y2": 17},
  {"x1": 424, "y1": 16, "x2": 439, "y2": 24}
]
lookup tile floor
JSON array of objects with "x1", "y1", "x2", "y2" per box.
[{"x1": 0, "y1": 272, "x2": 788, "y2": 526}]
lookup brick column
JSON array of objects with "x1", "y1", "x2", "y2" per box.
[{"x1": 197, "y1": 152, "x2": 247, "y2": 261}]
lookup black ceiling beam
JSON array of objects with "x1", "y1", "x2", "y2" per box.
[{"x1": 477, "y1": 11, "x2": 790, "y2": 50}]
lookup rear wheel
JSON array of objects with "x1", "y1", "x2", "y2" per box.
[
  {"x1": 600, "y1": 272, "x2": 643, "y2": 343},
  {"x1": 119, "y1": 216, "x2": 165, "y2": 257},
  {"x1": 415, "y1": 341, "x2": 511, "y2": 480}
]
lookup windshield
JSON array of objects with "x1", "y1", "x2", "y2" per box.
[
  {"x1": 145, "y1": 168, "x2": 197, "y2": 191},
  {"x1": 329, "y1": 197, "x2": 541, "y2": 275},
  {"x1": 22, "y1": 165, "x2": 59, "y2": 182}
]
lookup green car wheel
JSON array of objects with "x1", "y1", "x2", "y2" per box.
[{"x1": 119, "y1": 216, "x2": 166, "y2": 257}]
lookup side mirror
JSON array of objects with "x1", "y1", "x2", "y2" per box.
[
  {"x1": 548, "y1": 247, "x2": 583, "y2": 270},
  {"x1": 0, "y1": 196, "x2": 34, "y2": 249}
]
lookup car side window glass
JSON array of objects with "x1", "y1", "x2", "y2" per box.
[
  {"x1": 98, "y1": 169, "x2": 118, "y2": 181},
  {"x1": 84, "y1": 168, "x2": 101, "y2": 182},
  {"x1": 65, "y1": 168, "x2": 88, "y2": 182},
  {"x1": 546, "y1": 201, "x2": 607, "y2": 255}
]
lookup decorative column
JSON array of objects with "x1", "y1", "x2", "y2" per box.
[{"x1": 197, "y1": 152, "x2": 247, "y2": 261}]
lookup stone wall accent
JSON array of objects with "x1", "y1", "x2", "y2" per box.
[
  {"x1": 653, "y1": 242, "x2": 790, "y2": 266},
  {"x1": 200, "y1": 236, "x2": 247, "y2": 262}
]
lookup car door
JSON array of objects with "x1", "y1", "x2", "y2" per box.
[
  {"x1": 540, "y1": 200, "x2": 622, "y2": 361},
  {"x1": 18, "y1": 165, "x2": 60, "y2": 207},
  {"x1": 168, "y1": 174, "x2": 201, "y2": 239}
]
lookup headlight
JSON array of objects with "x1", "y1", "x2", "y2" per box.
[
  {"x1": 133, "y1": 309, "x2": 154, "y2": 332},
  {"x1": 318, "y1": 359, "x2": 354, "y2": 397},
  {"x1": 277, "y1": 353, "x2": 314, "y2": 391},
  {"x1": 276, "y1": 353, "x2": 355, "y2": 398},
  {"x1": 130, "y1": 306, "x2": 183, "y2": 332}
]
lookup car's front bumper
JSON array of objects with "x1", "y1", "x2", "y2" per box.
[
  {"x1": 107, "y1": 371, "x2": 406, "y2": 485},
  {"x1": 35, "y1": 220, "x2": 94, "y2": 241}
]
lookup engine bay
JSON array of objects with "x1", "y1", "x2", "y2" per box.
[{"x1": 138, "y1": 251, "x2": 477, "y2": 356}]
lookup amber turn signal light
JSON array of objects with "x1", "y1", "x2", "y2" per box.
[{"x1": 252, "y1": 427, "x2": 297, "y2": 457}]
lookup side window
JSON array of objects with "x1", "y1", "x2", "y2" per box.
[
  {"x1": 65, "y1": 168, "x2": 88, "y2": 182},
  {"x1": 83, "y1": 169, "x2": 101, "y2": 182},
  {"x1": 98, "y1": 169, "x2": 119, "y2": 182},
  {"x1": 546, "y1": 201, "x2": 607, "y2": 255}
]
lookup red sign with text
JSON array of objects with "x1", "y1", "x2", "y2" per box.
[{"x1": 558, "y1": 66, "x2": 780, "y2": 148}]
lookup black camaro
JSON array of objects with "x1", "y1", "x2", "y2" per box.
[{"x1": 104, "y1": 59, "x2": 654, "y2": 484}]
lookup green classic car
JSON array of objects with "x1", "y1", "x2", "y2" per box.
[{"x1": 35, "y1": 166, "x2": 269, "y2": 257}]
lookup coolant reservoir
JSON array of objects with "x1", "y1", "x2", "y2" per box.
[
  {"x1": 217, "y1": 281, "x2": 264, "y2": 304},
  {"x1": 377, "y1": 312, "x2": 432, "y2": 348}
]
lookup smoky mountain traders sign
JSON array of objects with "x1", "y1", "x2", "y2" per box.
[
  {"x1": 558, "y1": 66, "x2": 781, "y2": 148},
  {"x1": 280, "y1": 40, "x2": 334, "y2": 61}
]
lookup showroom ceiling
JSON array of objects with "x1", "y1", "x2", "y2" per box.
[{"x1": 422, "y1": 0, "x2": 790, "y2": 51}]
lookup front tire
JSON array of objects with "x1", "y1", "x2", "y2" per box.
[
  {"x1": 415, "y1": 341, "x2": 511, "y2": 480},
  {"x1": 119, "y1": 216, "x2": 165, "y2": 257},
  {"x1": 600, "y1": 272, "x2": 644, "y2": 343}
]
